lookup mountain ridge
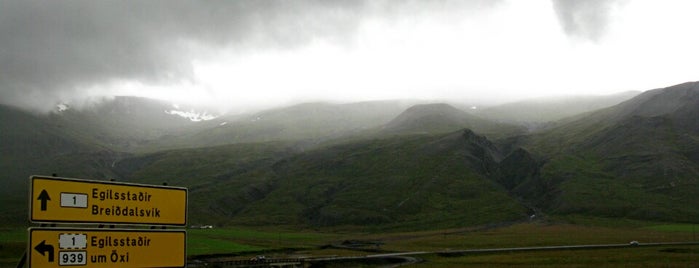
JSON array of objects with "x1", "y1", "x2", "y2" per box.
[
  {"x1": 1, "y1": 82, "x2": 698, "y2": 228},
  {"x1": 475, "y1": 90, "x2": 640, "y2": 127},
  {"x1": 381, "y1": 103, "x2": 525, "y2": 139},
  {"x1": 511, "y1": 81, "x2": 699, "y2": 222}
]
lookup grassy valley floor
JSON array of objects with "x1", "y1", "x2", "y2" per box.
[{"x1": 2, "y1": 219, "x2": 698, "y2": 267}]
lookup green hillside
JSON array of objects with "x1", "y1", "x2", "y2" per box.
[
  {"x1": 3, "y1": 82, "x2": 699, "y2": 229},
  {"x1": 111, "y1": 142, "x2": 297, "y2": 226},
  {"x1": 117, "y1": 131, "x2": 530, "y2": 230},
  {"x1": 514, "y1": 82, "x2": 699, "y2": 222},
  {"x1": 0, "y1": 104, "x2": 123, "y2": 225}
]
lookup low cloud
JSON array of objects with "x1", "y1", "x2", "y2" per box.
[
  {"x1": 551, "y1": 0, "x2": 626, "y2": 41},
  {"x1": 0, "y1": 0, "x2": 375, "y2": 111},
  {"x1": 0, "y1": 0, "x2": 635, "y2": 112}
]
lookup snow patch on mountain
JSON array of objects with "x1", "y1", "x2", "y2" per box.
[
  {"x1": 166, "y1": 109, "x2": 217, "y2": 122},
  {"x1": 56, "y1": 103, "x2": 70, "y2": 112}
]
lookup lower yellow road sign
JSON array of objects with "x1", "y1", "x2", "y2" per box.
[{"x1": 28, "y1": 228, "x2": 186, "y2": 268}]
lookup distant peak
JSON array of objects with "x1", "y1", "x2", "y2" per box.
[{"x1": 406, "y1": 103, "x2": 457, "y2": 111}]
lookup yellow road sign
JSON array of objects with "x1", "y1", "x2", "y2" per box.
[
  {"x1": 28, "y1": 228, "x2": 186, "y2": 268},
  {"x1": 30, "y1": 176, "x2": 187, "y2": 226}
]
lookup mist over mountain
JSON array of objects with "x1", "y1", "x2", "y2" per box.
[
  {"x1": 381, "y1": 103, "x2": 525, "y2": 139},
  {"x1": 47, "y1": 96, "x2": 216, "y2": 151},
  {"x1": 2, "y1": 81, "x2": 699, "y2": 228},
  {"x1": 148, "y1": 100, "x2": 418, "y2": 150},
  {"x1": 475, "y1": 91, "x2": 641, "y2": 128}
]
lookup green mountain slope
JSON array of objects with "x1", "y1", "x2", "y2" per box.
[
  {"x1": 3, "y1": 81, "x2": 698, "y2": 229},
  {"x1": 0, "y1": 105, "x2": 122, "y2": 186},
  {"x1": 117, "y1": 131, "x2": 530, "y2": 229},
  {"x1": 0, "y1": 104, "x2": 123, "y2": 225},
  {"x1": 2, "y1": 98, "x2": 534, "y2": 228},
  {"x1": 515, "y1": 82, "x2": 699, "y2": 222},
  {"x1": 113, "y1": 142, "x2": 298, "y2": 225},
  {"x1": 0, "y1": 96, "x2": 213, "y2": 193}
]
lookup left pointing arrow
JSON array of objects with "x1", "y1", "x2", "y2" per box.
[
  {"x1": 37, "y1": 190, "x2": 51, "y2": 211},
  {"x1": 34, "y1": 240, "x2": 55, "y2": 262}
]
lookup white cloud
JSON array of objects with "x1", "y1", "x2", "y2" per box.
[{"x1": 1, "y1": 0, "x2": 696, "y2": 113}]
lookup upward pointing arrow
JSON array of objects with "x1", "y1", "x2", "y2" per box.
[
  {"x1": 37, "y1": 190, "x2": 51, "y2": 211},
  {"x1": 34, "y1": 240, "x2": 55, "y2": 262}
]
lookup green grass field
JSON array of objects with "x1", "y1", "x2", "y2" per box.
[
  {"x1": 1, "y1": 220, "x2": 698, "y2": 267},
  {"x1": 0, "y1": 228, "x2": 26, "y2": 268},
  {"x1": 186, "y1": 227, "x2": 338, "y2": 256},
  {"x1": 646, "y1": 224, "x2": 699, "y2": 233},
  {"x1": 417, "y1": 246, "x2": 699, "y2": 267}
]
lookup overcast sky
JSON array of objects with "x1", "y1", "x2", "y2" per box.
[{"x1": 1, "y1": 0, "x2": 698, "y2": 113}]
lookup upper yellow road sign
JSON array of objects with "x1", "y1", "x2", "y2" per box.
[
  {"x1": 30, "y1": 175, "x2": 187, "y2": 226},
  {"x1": 28, "y1": 228, "x2": 186, "y2": 268}
]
